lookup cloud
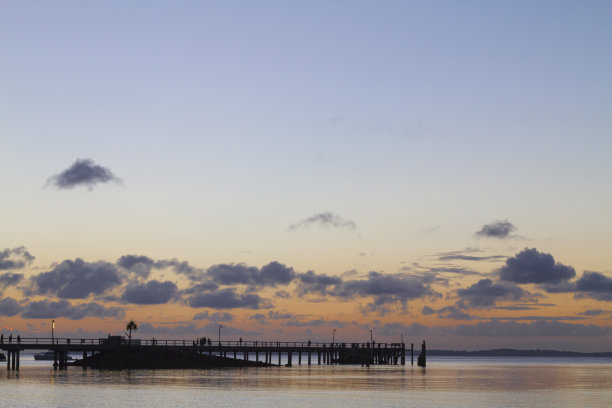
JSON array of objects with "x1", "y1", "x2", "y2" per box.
[
  {"x1": 422, "y1": 305, "x2": 473, "y2": 320},
  {"x1": 454, "y1": 320, "x2": 610, "y2": 337},
  {"x1": 332, "y1": 272, "x2": 440, "y2": 312},
  {"x1": 579, "y1": 309, "x2": 610, "y2": 316},
  {"x1": 47, "y1": 158, "x2": 122, "y2": 189},
  {"x1": 0, "y1": 247, "x2": 35, "y2": 270},
  {"x1": 21, "y1": 299, "x2": 124, "y2": 319},
  {"x1": 456, "y1": 278, "x2": 531, "y2": 308},
  {"x1": 28, "y1": 258, "x2": 122, "y2": 299},
  {"x1": 193, "y1": 311, "x2": 234, "y2": 322},
  {"x1": 288, "y1": 212, "x2": 356, "y2": 231},
  {"x1": 122, "y1": 280, "x2": 178, "y2": 305},
  {"x1": 499, "y1": 248, "x2": 576, "y2": 285},
  {"x1": 0, "y1": 272, "x2": 24, "y2": 293},
  {"x1": 476, "y1": 220, "x2": 516, "y2": 239},
  {"x1": 206, "y1": 261, "x2": 295, "y2": 290},
  {"x1": 117, "y1": 255, "x2": 155, "y2": 279},
  {"x1": 438, "y1": 254, "x2": 507, "y2": 262},
  {"x1": 0, "y1": 297, "x2": 21, "y2": 316},
  {"x1": 295, "y1": 271, "x2": 343, "y2": 296},
  {"x1": 576, "y1": 271, "x2": 612, "y2": 301},
  {"x1": 186, "y1": 288, "x2": 273, "y2": 309}
]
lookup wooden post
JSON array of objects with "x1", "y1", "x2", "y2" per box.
[
  {"x1": 411, "y1": 343, "x2": 414, "y2": 366},
  {"x1": 401, "y1": 343, "x2": 405, "y2": 365},
  {"x1": 6, "y1": 351, "x2": 9, "y2": 370},
  {"x1": 278, "y1": 349, "x2": 281, "y2": 366},
  {"x1": 308, "y1": 350, "x2": 311, "y2": 365},
  {"x1": 16, "y1": 350, "x2": 19, "y2": 370},
  {"x1": 417, "y1": 340, "x2": 426, "y2": 367}
]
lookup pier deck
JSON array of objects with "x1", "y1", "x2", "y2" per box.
[{"x1": 1, "y1": 337, "x2": 414, "y2": 370}]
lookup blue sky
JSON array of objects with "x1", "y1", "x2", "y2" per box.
[{"x1": 1, "y1": 1, "x2": 611, "y2": 350}]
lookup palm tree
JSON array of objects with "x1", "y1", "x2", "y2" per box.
[{"x1": 126, "y1": 320, "x2": 138, "y2": 341}]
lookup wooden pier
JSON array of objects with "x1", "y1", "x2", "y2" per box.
[{"x1": 0, "y1": 337, "x2": 421, "y2": 370}]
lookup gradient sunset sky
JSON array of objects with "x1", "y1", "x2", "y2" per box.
[{"x1": 1, "y1": 1, "x2": 611, "y2": 351}]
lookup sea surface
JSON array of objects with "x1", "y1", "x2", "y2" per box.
[{"x1": 1, "y1": 354, "x2": 611, "y2": 407}]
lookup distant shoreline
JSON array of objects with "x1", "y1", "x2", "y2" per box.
[{"x1": 427, "y1": 349, "x2": 612, "y2": 357}]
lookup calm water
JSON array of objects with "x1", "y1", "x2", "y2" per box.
[{"x1": 2, "y1": 355, "x2": 611, "y2": 407}]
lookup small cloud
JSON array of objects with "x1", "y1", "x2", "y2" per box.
[
  {"x1": 456, "y1": 278, "x2": 533, "y2": 308},
  {"x1": 288, "y1": 212, "x2": 356, "y2": 231},
  {"x1": 0, "y1": 247, "x2": 35, "y2": 270},
  {"x1": 193, "y1": 311, "x2": 233, "y2": 322},
  {"x1": 476, "y1": 220, "x2": 516, "y2": 239},
  {"x1": 121, "y1": 280, "x2": 178, "y2": 305},
  {"x1": 47, "y1": 159, "x2": 122, "y2": 190},
  {"x1": 499, "y1": 248, "x2": 576, "y2": 285},
  {"x1": 576, "y1": 271, "x2": 612, "y2": 301}
]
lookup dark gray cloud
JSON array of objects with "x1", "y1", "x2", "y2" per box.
[
  {"x1": 21, "y1": 299, "x2": 124, "y2": 319},
  {"x1": 454, "y1": 320, "x2": 610, "y2": 337},
  {"x1": 0, "y1": 272, "x2": 24, "y2": 292},
  {"x1": 187, "y1": 288, "x2": 273, "y2": 309},
  {"x1": 249, "y1": 311, "x2": 301, "y2": 324},
  {"x1": 275, "y1": 290, "x2": 291, "y2": 299},
  {"x1": 289, "y1": 212, "x2": 356, "y2": 231},
  {"x1": 117, "y1": 255, "x2": 155, "y2": 279},
  {"x1": 499, "y1": 248, "x2": 576, "y2": 285},
  {"x1": 332, "y1": 272, "x2": 439, "y2": 307},
  {"x1": 0, "y1": 297, "x2": 21, "y2": 316},
  {"x1": 0, "y1": 247, "x2": 35, "y2": 270},
  {"x1": 28, "y1": 258, "x2": 122, "y2": 299},
  {"x1": 294, "y1": 271, "x2": 439, "y2": 313},
  {"x1": 122, "y1": 280, "x2": 178, "y2": 305},
  {"x1": 576, "y1": 271, "x2": 612, "y2": 301},
  {"x1": 117, "y1": 255, "x2": 204, "y2": 280},
  {"x1": 476, "y1": 220, "x2": 516, "y2": 238},
  {"x1": 295, "y1": 271, "x2": 343, "y2": 296},
  {"x1": 456, "y1": 278, "x2": 531, "y2": 308},
  {"x1": 206, "y1": 261, "x2": 295, "y2": 290},
  {"x1": 193, "y1": 311, "x2": 234, "y2": 322},
  {"x1": 422, "y1": 305, "x2": 473, "y2": 320},
  {"x1": 439, "y1": 254, "x2": 507, "y2": 262},
  {"x1": 47, "y1": 158, "x2": 122, "y2": 189},
  {"x1": 579, "y1": 309, "x2": 609, "y2": 316}
]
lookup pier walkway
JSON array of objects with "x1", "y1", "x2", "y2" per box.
[{"x1": 1, "y1": 337, "x2": 416, "y2": 370}]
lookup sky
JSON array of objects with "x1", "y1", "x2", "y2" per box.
[{"x1": 1, "y1": 0, "x2": 611, "y2": 351}]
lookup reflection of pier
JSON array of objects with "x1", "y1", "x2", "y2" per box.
[{"x1": 1, "y1": 337, "x2": 424, "y2": 370}]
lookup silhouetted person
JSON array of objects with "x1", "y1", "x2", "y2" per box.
[
  {"x1": 207, "y1": 338, "x2": 211, "y2": 346},
  {"x1": 9, "y1": 334, "x2": 12, "y2": 343},
  {"x1": 17, "y1": 335, "x2": 21, "y2": 344},
  {"x1": 308, "y1": 340, "x2": 311, "y2": 347},
  {"x1": 0, "y1": 333, "x2": 3, "y2": 343},
  {"x1": 239, "y1": 337, "x2": 242, "y2": 346}
]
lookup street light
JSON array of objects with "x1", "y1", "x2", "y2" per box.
[
  {"x1": 52, "y1": 320, "x2": 55, "y2": 344},
  {"x1": 369, "y1": 329, "x2": 373, "y2": 343},
  {"x1": 218, "y1": 324, "x2": 223, "y2": 344},
  {"x1": 332, "y1": 328, "x2": 336, "y2": 345}
]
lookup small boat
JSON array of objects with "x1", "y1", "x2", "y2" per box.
[{"x1": 34, "y1": 351, "x2": 74, "y2": 361}]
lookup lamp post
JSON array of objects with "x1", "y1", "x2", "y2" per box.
[
  {"x1": 332, "y1": 328, "x2": 336, "y2": 345},
  {"x1": 218, "y1": 324, "x2": 223, "y2": 345},
  {"x1": 52, "y1": 320, "x2": 55, "y2": 344},
  {"x1": 369, "y1": 329, "x2": 373, "y2": 343}
]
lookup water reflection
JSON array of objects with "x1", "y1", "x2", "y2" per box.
[{"x1": 1, "y1": 358, "x2": 611, "y2": 408}]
